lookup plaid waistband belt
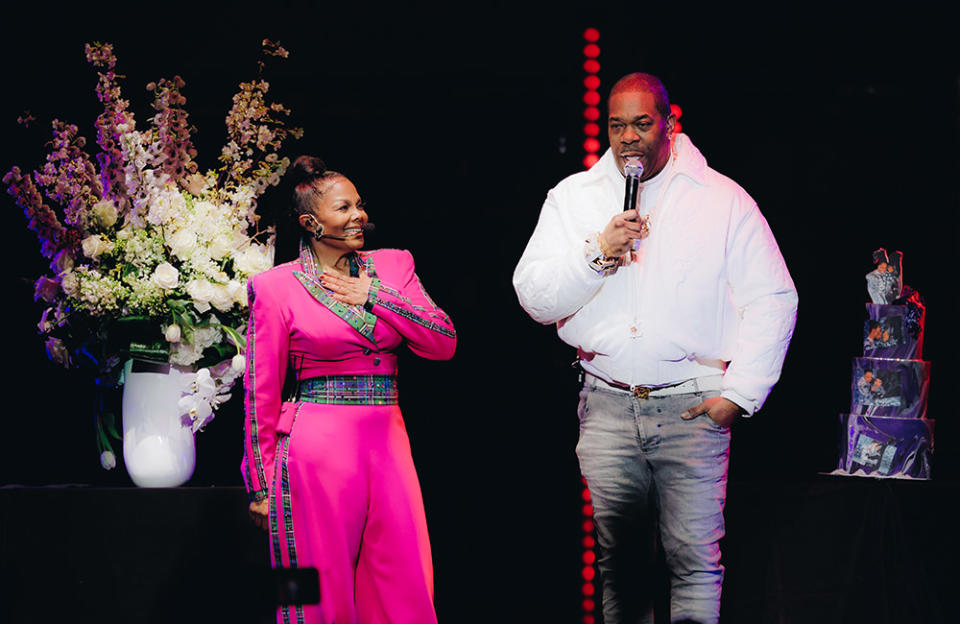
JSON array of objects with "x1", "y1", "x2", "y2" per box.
[
  {"x1": 298, "y1": 375, "x2": 398, "y2": 405},
  {"x1": 585, "y1": 373, "x2": 722, "y2": 400}
]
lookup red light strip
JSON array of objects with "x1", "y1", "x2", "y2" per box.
[
  {"x1": 582, "y1": 28, "x2": 601, "y2": 170},
  {"x1": 580, "y1": 476, "x2": 598, "y2": 623},
  {"x1": 581, "y1": 28, "x2": 601, "y2": 624}
]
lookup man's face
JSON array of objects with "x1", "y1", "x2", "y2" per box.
[{"x1": 608, "y1": 88, "x2": 675, "y2": 179}]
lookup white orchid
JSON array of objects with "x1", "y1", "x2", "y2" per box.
[
  {"x1": 178, "y1": 365, "x2": 240, "y2": 432},
  {"x1": 178, "y1": 392, "x2": 213, "y2": 432}
]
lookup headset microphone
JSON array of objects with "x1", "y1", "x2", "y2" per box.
[{"x1": 320, "y1": 223, "x2": 376, "y2": 240}]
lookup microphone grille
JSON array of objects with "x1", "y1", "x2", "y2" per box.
[{"x1": 624, "y1": 158, "x2": 644, "y2": 179}]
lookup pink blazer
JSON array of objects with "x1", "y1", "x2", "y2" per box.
[{"x1": 241, "y1": 248, "x2": 456, "y2": 500}]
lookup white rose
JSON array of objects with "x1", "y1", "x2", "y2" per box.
[
  {"x1": 167, "y1": 228, "x2": 198, "y2": 261},
  {"x1": 81, "y1": 234, "x2": 113, "y2": 259},
  {"x1": 151, "y1": 262, "x2": 180, "y2": 289},
  {"x1": 234, "y1": 244, "x2": 274, "y2": 275},
  {"x1": 185, "y1": 279, "x2": 215, "y2": 312},
  {"x1": 60, "y1": 271, "x2": 79, "y2": 296},
  {"x1": 116, "y1": 227, "x2": 133, "y2": 240},
  {"x1": 92, "y1": 199, "x2": 118, "y2": 228},
  {"x1": 208, "y1": 234, "x2": 234, "y2": 260},
  {"x1": 165, "y1": 324, "x2": 182, "y2": 343},
  {"x1": 226, "y1": 280, "x2": 246, "y2": 306},
  {"x1": 210, "y1": 283, "x2": 235, "y2": 312}
]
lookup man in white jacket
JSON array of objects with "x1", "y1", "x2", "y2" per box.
[{"x1": 513, "y1": 73, "x2": 798, "y2": 624}]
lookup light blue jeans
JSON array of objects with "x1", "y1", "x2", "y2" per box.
[{"x1": 576, "y1": 379, "x2": 730, "y2": 624}]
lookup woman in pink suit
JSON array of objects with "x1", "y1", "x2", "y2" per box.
[{"x1": 242, "y1": 156, "x2": 455, "y2": 624}]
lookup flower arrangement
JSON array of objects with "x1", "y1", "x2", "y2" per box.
[{"x1": 4, "y1": 40, "x2": 301, "y2": 466}]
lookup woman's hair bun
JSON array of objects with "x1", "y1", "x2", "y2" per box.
[{"x1": 290, "y1": 155, "x2": 328, "y2": 186}]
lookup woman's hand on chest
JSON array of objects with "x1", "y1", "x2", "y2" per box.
[{"x1": 320, "y1": 270, "x2": 373, "y2": 306}]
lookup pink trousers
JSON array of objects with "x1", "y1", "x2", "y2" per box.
[{"x1": 268, "y1": 402, "x2": 437, "y2": 624}]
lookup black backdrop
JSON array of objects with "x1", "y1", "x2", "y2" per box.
[{"x1": 2, "y1": 1, "x2": 957, "y2": 621}]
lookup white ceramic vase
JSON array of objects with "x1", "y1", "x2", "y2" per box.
[{"x1": 121, "y1": 359, "x2": 196, "y2": 487}]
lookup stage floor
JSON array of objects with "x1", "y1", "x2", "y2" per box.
[{"x1": 0, "y1": 476, "x2": 952, "y2": 623}]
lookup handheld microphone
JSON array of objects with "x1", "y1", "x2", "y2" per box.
[
  {"x1": 623, "y1": 157, "x2": 644, "y2": 213},
  {"x1": 320, "y1": 223, "x2": 376, "y2": 240}
]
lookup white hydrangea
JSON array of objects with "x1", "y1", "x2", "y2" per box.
[
  {"x1": 126, "y1": 277, "x2": 164, "y2": 313},
  {"x1": 169, "y1": 341, "x2": 203, "y2": 367},
  {"x1": 169, "y1": 323, "x2": 223, "y2": 367},
  {"x1": 74, "y1": 267, "x2": 125, "y2": 314},
  {"x1": 121, "y1": 229, "x2": 166, "y2": 269},
  {"x1": 60, "y1": 270, "x2": 79, "y2": 296}
]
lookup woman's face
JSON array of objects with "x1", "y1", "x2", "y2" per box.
[{"x1": 306, "y1": 177, "x2": 368, "y2": 249}]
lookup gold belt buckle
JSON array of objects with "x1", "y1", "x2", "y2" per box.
[{"x1": 632, "y1": 386, "x2": 651, "y2": 399}]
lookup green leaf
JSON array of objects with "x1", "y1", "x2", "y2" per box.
[
  {"x1": 115, "y1": 315, "x2": 153, "y2": 324},
  {"x1": 195, "y1": 343, "x2": 234, "y2": 369},
  {"x1": 129, "y1": 342, "x2": 169, "y2": 362},
  {"x1": 121, "y1": 263, "x2": 138, "y2": 280},
  {"x1": 102, "y1": 412, "x2": 121, "y2": 440},
  {"x1": 218, "y1": 324, "x2": 247, "y2": 351}
]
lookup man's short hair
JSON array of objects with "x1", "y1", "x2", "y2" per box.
[{"x1": 609, "y1": 73, "x2": 672, "y2": 119}]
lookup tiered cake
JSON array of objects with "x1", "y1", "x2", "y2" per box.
[{"x1": 836, "y1": 249, "x2": 933, "y2": 479}]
